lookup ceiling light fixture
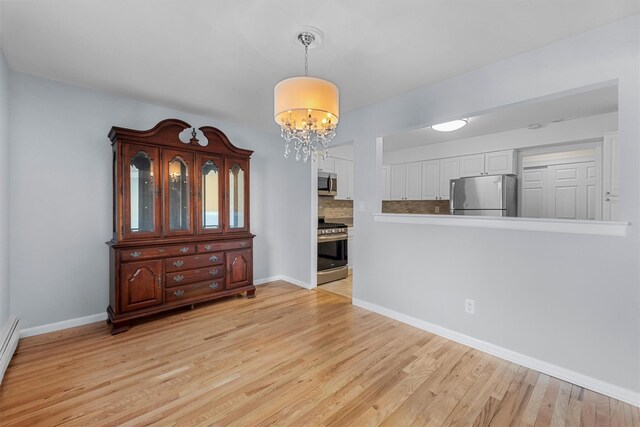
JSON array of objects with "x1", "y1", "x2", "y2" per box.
[
  {"x1": 274, "y1": 30, "x2": 339, "y2": 163},
  {"x1": 431, "y1": 119, "x2": 468, "y2": 132}
]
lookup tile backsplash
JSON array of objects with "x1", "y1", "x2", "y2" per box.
[
  {"x1": 318, "y1": 196, "x2": 353, "y2": 219},
  {"x1": 382, "y1": 200, "x2": 450, "y2": 215}
]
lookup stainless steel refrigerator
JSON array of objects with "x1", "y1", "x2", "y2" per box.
[{"x1": 450, "y1": 174, "x2": 517, "y2": 216}]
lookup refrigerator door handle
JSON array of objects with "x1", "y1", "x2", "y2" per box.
[{"x1": 450, "y1": 180, "x2": 456, "y2": 214}]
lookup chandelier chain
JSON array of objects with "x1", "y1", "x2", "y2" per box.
[{"x1": 304, "y1": 44, "x2": 309, "y2": 77}]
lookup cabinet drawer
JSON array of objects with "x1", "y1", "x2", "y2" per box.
[
  {"x1": 164, "y1": 252, "x2": 224, "y2": 273},
  {"x1": 198, "y1": 239, "x2": 251, "y2": 252},
  {"x1": 121, "y1": 244, "x2": 196, "y2": 262},
  {"x1": 165, "y1": 266, "x2": 224, "y2": 287},
  {"x1": 165, "y1": 279, "x2": 225, "y2": 303}
]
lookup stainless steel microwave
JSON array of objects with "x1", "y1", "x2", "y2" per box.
[{"x1": 318, "y1": 172, "x2": 337, "y2": 196}]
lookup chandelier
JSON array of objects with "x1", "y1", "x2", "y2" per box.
[{"x1": 274, "y1": 31, "x2": 339, "y2": 163}]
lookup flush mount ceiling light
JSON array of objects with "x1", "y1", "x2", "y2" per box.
[
  {"x1": 274, "y1": 30, "x2": 339, "y2": 163},
  {"x1": 431, "y1": 118, "x2": 468, "y2": 132}
]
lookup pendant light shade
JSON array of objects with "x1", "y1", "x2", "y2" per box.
[
  {"x1": 274, "y1": 30, "x2": 340, "y2": 163},
  {"x1": 274, "y1": 76, "x2": 339, "y2": 128}
]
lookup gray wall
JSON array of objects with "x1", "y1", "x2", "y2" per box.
[
  {"x1": 343, "y1": 16, "x2": 640, "y2": 394},
  {"x1": 0, "y1": 50, "x2": 10, "y2": 328},
  {"x1": 9, "y1": 72, "x2": 310, "y2": 329}
]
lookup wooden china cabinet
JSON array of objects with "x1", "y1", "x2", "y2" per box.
[{"x1": 107, "y1": 119, "x2": 255, "y2": 334}]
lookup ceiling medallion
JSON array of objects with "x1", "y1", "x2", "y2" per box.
[{"x1": 274, "y1": 30, "x2": 339, "y2": 163}]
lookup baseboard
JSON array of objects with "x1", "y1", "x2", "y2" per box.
[
  {"x1": 254, "y1": 275, "x2": 312, "y2": 290},
  {"x1": 0, "y1": 316, "x2": 20, "y2": 385},
  {"x1": 20, "y1": 312, "x2": 107, "y2": 338},
  {"x1": 353, "y1": 298, "x2": 640, "y2": 408},
  {"x1": 254, "y1": 275, "x2": 283, "y2": 285},
  {"x1": 19, "y1": 277, "x2": 312, "y2": 339}
]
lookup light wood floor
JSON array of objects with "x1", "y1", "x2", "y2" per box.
[
  {"x1": 1, "y1": 281, "x2": 638, "y2": 426},
  {"x1": 316, "y1": 271, "x2": 352, "y2": 299}
]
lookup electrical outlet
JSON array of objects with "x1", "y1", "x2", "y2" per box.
[
  {"x1": 435, "y1": 206, "x2": 440, "y2": 214},
  {"x1": 359, "y1": 201, "x2": 365, "y2": 212},
  {"x1": 465, "y1": 298, "x2": 475, "y2": 314}
]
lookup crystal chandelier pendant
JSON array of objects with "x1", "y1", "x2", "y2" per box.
[{"x1": 274, "y1": 30, "x2": 339, "y2": 163}]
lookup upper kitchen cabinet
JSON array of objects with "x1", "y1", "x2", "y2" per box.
[
  {"x1": 421, "y1": 157, "x2": 460, "y2": 200},
  {"x1": 459, "y1": 150, "x2": 516, "y2": 177},
  {"x1": 382, "y1": 165, "x2": 391, "y2": 200},
  {"x1": 334, "y1": 158, "x2": 354, "y2": 200},
  {"x1": 390, "y1": 162, "x2": 421, "y2": 200},
  {"x1": 317, "y1": 156, "x2": 335, "y2": 173}
]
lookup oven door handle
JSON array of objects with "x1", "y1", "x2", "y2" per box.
[{"x1": 318, "y1": 233, "x2": 348, "y2": 242}]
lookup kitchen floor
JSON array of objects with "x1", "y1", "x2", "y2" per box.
[{"x1": 316, "y1": 271, "x2": 352, "y2": 299}]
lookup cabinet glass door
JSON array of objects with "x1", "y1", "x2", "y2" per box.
[
  {"x1": 226, "y1": 158, "x2": 249, "y2": 232},
  {"x1": 197, "y1": 154, "x2": 223, "y2": 234},
  {"x1": 163, "y1": 149, "x2": 194, "y2": 236},
  {"x1": 124, "y1": 144, "x2": 161, "y2": 238}
]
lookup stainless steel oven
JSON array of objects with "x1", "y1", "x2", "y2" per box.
[
  {"x1": 317, "y1": 222, "x2": 348, "y2": 285},
  {"x1": 318, "y1": 172, "x2": 337, "y2": 196}
]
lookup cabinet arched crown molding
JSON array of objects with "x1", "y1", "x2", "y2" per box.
[{"x1": 109, "y1": 118, "x2": 253, "y2": 158}]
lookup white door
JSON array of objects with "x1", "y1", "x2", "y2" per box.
[
  {"x1": 485, "y1": 150, "x2": 515, "y2": 175},
  {"x1": 390, "y1": 164, "x2": 406, "y2": 200},
  {"x1": 459, "y1": 154, "x2": 485, "y2": 177},
  {"x1": 439, "y1": 157, "x2": 460, "y2": 199},
  {"x1": 521, "y1": 167, "x2": 547, "y2": 218},
  {"x1": 382, "y1": 165, "x2": 391, "y2": 200},
  {"x1": 405, "y1": 162, "x2": 422, "y2": 200},
  {"x1": 421, "y1": 160, "x2": 439, "y2": 200},
  {"x1": 547, "y1": 162, "x2": 595, "y2": 220}
]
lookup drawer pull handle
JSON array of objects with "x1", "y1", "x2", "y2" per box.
[
  {"x1": 209, "y1": 255, "x2": 218, "y2": 262},
  {"x1": 204, "y1": 244, "x2": 213, "y2": 250},
  {"x1": 158, "y1": 248, "x2": 165, "y2": 253},
  {"x1": 174, "y1": 289, "x2": 185, "y2": 297},
  {"x1": 173, "y1": 260, "x2": 185, "y2": 267},
  {"x1": 240, "y1": 242, "x2": 247, "y2": 247},
  {"x1": 173, "y1": 275, "x2": 184, "y2": 283},
  {"x1": 209, "y1": 283, "x2": 219, "y2": 290},
  {"x1": 179, "y1": 247, "x2": 189, "y2": 253},
  {"x1": 209, "y1": 269, "x2": 219, "y2": 276},
  {"x1": 130, "y1": 251, "x2": 141, "y2": 258}
]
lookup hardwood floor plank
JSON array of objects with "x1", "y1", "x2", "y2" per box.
[{"x1": 0, "y1": 281, "x2": 637, "y2": 427}]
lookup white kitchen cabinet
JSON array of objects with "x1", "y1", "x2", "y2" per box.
[
  {"x1": 459, "y1": 150, "x2": 515, "y2": 177},
  {"x1": 317, "y1": 156, "x2": 335, "y2": 173},
  {"x1": 390, "y1": 162, "x2": 421, "y2": 200},
  {"x1": 382, "y1": 165, "x2": 391, "y2": 200},
  {"x1": 602, "y1": 131, "x2": 619, "y2": 220},
  {"x1": 439, "y1": 157, "x2": 460, "y2": 199},
  {"x1": 459, "y1": 154, "x2": 485, "y2": 177},
  {"x1": 421, "y1": 157, "x2": 459, "y2": 200},
  {"x1": 334, "y1": 158, "x2": 354, "y2": 200},
  {"x1": 421, "y1": 160, "x2": 439, "y2": 200}
]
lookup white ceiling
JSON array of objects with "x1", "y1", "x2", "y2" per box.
[
  {"x1": 383, "y1": 84, "x2": 619, "y2": 151},
  {"x1": 0, "y1": 1, "x2": 637, "y2": 133}
]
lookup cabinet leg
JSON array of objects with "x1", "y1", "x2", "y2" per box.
[
  {"x1": 111, "y1": 322, "x2": 130, "y2": 335},
  {"x1": 247, "y1": 289, "x2": 256, "y2": 299}
]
